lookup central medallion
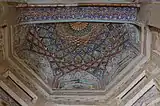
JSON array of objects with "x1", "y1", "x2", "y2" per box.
[
  {"x1": 56, "y1": 22, "x2": 103, "y2": 46},
  {"x1": 69, "y1": 22, "x2": 89, "y2": 31}
]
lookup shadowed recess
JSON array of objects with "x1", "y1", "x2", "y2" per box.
[{"x1": 0, "y1": 88, "x2": 21, "y2": 106}]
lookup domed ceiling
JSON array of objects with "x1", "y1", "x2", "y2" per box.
[
  {"x1": 13, "y1": 22, "x2": 140, "y2": 90},
  {"x1": 0, "y1": 7, "x2": 141, "y2": 100}
]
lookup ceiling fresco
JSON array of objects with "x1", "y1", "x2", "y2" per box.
[{"x1": 13, "y1": 22, "x2": 140, "y2": 90}]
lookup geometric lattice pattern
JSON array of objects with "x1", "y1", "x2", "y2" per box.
[{"x1": 14, "y1": 22, "x2": 140, "y2": 90}]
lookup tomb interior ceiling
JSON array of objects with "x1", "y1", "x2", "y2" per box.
[
  {"x1": 13, "y1": 21, "x2": 140, "y2": 90},
  {"x1": 0, "y1": 1, "x2": 158, "y2": 106},
  {"x1": 2, "y1": 4, "x2": 145, "y2": 99}
]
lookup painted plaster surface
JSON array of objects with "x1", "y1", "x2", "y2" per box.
[
  {"x1": 1, "y1": 1, "x2": 160, "y2": 106},
  {"x1": 17, "y1": 7, "x2": 137, "y2": 23},
  {"x1": 14, "y1": 22, "x2": 140, "y2": 90}
]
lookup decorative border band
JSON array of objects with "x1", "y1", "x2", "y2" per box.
[
  {"x1": 17, "y1": 6, "x2": 138, "y2": 23},
  {"x1": 16, "y1": 3, "x2": 140, "y2": 7}
]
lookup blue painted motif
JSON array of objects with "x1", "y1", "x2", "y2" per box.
[
  {"x1": 14, "y1": 22, "x2": 140, "y2": 90},
  {"x1": 17, "y1": 7, "x2": 138, "y2": 23}
]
